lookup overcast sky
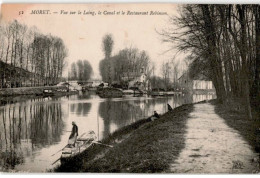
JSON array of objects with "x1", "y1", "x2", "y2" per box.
[{"x1": 1, "y1": 3, "x2": 182, "y2": 79}]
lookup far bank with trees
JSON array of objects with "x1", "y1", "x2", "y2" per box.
[{"x1": 0, "y1": 20, "x2": 68, "y2": 88}]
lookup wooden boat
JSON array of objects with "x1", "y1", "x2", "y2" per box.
[
  {"x1": 165, "y1": 91, "x2": 175, "y2": 96},
  {"x1": 151, "y1": 91, "x2": 165, "y2": 96},
  {"x1": 122, "y1": 89, "x2": 135, "y2": 95},
  {"x1": 43, "y1": 89, "x2": 55, "y2": 96},
  {"x1": 133, "y1": 90, "x2": 143, "y2": 95},
  {"x1": 60, "y1": 131, "x2": 97, "y2": 163}
]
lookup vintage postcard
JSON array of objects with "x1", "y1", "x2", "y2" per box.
[{"x1": 0, "y1": 3, "x2": 259, "y2": 173}]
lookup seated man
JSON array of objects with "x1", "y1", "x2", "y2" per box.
[{"x1": 151, "y1": 111, "x2": 160, "y2": 121}]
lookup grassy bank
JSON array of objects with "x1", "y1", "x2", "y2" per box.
[
  {"x1": 54, "y1": 103, "x2": 194, "y2": 173},
  {"x1": 211, "y1": 100, "x2": 260, "y2": 152}
]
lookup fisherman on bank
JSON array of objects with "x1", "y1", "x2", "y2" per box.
[
  {"x1": 167, "y1": 104, "x2": 173, "y2": 111},
  {"x1": 151, "y1": 111, "x2": 160, "y2": 121},
  {"x1": 68, "y1": 121, "x2": 78, "y2": 147}
]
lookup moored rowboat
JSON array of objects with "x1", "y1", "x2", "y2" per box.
[{"x1": 60, "y1": 131, "x2": 97, "y2": 163}]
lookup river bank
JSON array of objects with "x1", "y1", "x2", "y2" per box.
[
  {"x1": 1, "y1": 92, "x2": 197, "y2": 172},
  {"x1": 0, "y1": 86, "x2": 77, "y2": 97},
  {"x1": 53, "y1": 102, "x2": 194, "y2": 172},
  {"x1": 53, "y1": 99, "x2": 260, "y2": 173}
]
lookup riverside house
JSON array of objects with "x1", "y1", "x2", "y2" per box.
[
  {"x1": 178, "y1": 72, "x2": 215, "y2": 94},
  {"x1": 121, "y1": 68, "x2": 149, "y2": 91}
]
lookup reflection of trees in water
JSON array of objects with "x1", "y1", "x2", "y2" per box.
[
  {"x1": 0, "y1": 95, "x2": 49, "y2": 106},
  {"x1": 97, "y1": 96, "x2": 189, "y2": 137},
  {"x1": 98, "y1": 97, "x2": 184, "y2": 137},
  {"x1": 0, "y1": 105, "x2": 26, "y2": 170},
  {"x1": 70, "y1": 103, "x2": 76, "y2": 112},
  {"x1": 0, "y1": 97, "x2": 65, "y2": 170},
  {"x1": 96, "y1": 94, "x2": 215, "y2": 140},
  {"x1": 68, "y1": 92, "x2": 91, "y2": 101},
  {"x1": 136, "y1": 97, "x2": 178, "y2": 116},
  {"x1": 175, "y1": 93, "x2": 216, "y2": 105},
  {"x1": 77, "y1": 92, "x2": 92, "y2": 100},
  {"x1": 30, "y1": 101, "x2": 64, "y2": 145},
  {"x1": 98, "y1": 100, "x2": 143, "y2": 137},
  {"x1": 69, "y1": 92, "x2": 92, "y2": 116},
  {"x1": 77, "y1": 103, "x2": 83, "y2": 114},
  {"x1": 192, "y1": 94, "x2": 216, "y2": 102},
  {"x1": 143, "y1": 96, "x2": 186, "y2": 114},
  {"x1": 97, "y1": 95, "x2": 206, "y2": 138},
  {"x1": 171, "y1": 94, "x2": 216, "y2": 106},
  {"x1": 70, "y1": 103, "x2": 91, "y2": 116}
]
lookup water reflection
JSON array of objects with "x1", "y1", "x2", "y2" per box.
[
  {"x1": 70, "y1": 103, "x2": 91, "y2": 116},
  {"x1": 98, "y1": 99, "x2": 145, "y2": 136},
  {"x1": 0, "y1": 98, "x2": 65, "y2": 171},
  {"x1": 0, "y1": 93, "x2": 215, "y2": 172}
]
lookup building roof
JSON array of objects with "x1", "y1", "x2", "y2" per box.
[{"x1": 178, "y1": 71, "x2": 210, "y2": 81}]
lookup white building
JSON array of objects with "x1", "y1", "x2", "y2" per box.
[
  {"x1": 178, "y1": 72, "x2": 215, "y2": 93},
  {"x1": 193, "y1": 80, "x2": 213, "y2": 90},
  {"x1": 122, "y1": 71, "x2": 148, "y2": 90},
  {"x1": 68, "y1": 81, "x2": 82, "y2": 91}
]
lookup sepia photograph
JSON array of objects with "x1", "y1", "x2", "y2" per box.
[{"x1": 0, "y1": 2, "x2": 259, "y2": 174}]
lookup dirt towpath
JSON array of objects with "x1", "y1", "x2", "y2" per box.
[{"x1": 170, "y1": 102, "x2": 259, "y2": 173}]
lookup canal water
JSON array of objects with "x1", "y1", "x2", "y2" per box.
[{"x1": 0, "y1": 92, "x2": 215, "y2": 172}]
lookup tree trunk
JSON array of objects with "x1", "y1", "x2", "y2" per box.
[
  {"x1": 200, "y1": 4, "x2": 226, "y2": 103},
  {"x1": 251, "y1": 5, "x2": 260, "y2": 113},
  {"x1": 236, "y1": 5, "x2": 252, "y2": 119}
]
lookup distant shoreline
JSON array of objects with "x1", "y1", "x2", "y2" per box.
[{"x1": 0, "y1": 86, "x2": 76, "y2": 98}]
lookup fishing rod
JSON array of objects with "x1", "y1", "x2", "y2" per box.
[
  {"x1": 92, "y1": 141, "x2": 113, "y2": 148},
  {"x1": 51, "y1": 145, "x2": 68, "y2": 157},
  {"x1": 51, "y1": 158, "x2": 60, "y2": 165}
]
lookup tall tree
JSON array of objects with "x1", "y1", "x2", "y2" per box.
[
  {"x1": 99, "y1": 47, "x2": 151, "y2": 87},
  {"x1": 0, "y1": 20, "x2": 67, "y2": 87},
  {"x1": 70, "y1": 60, "x2": 93, "y2": 81},
  {"x1": 160, "y1": 4, "x2": 260, "y2": 118},
  {"x1": 102, "y1": 34, "x2": 114, "y2": 59},
  {"x1": 102, "y1": 34, "x2": 114, "y2": 84}
]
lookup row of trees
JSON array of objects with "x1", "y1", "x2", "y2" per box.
[
  {"x1": 99, "y1": 34, "x2": 183, "y2": 90},
  {"x1": 160, "y1": 60, "x2": 182, "y2": 90},
  {"x1": 100, "y1": 48, "x2": 151, "y2": 83},
  {"x1": 69, "y1": 60, "x2": 93, "y2": 81},
  {"x1": 0, "y1": 20, "x2": 67, "y2": 87},
  {"x1": 99, "y1": 34, "x2": 152, "y2": 87},
  {"x1": 161, "y1": 4, "x2": 260, "y2": 118}
]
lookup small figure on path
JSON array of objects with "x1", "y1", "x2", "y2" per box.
[
  {"x1": 68, "y1": 121, "x2": 78, "y2": 147},
  {"x1": 167, "y1": 104, "x2": 173, "y2": 111},
  {"x1": 151, "y1": 111, "x2": 160, "y2": 121}
]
